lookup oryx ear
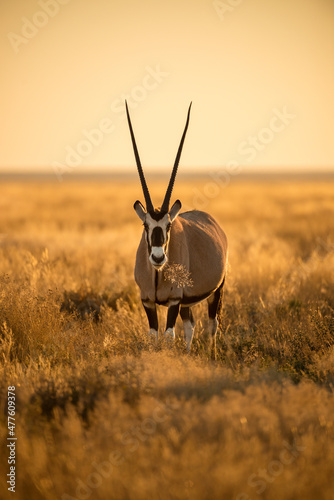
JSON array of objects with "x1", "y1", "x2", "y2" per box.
[
  {"x1": 169, "y1": 199, "x2": 182, "y2": 222},
  {"x1": 134, "y1": 200, "x2": 146, "y2": 221}
]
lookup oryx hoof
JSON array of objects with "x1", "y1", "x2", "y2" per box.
[
  {"x1": 164, "y1": 328, "x2": 175, "y2": 345},
  {"x1": 149, "y1": 329, "x2": 158, "y2": 341}
]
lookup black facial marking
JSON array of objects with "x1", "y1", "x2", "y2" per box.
[
  {"x1": 151, "y1": 254, "x2": 165, "y2": 264},
  {"x1": 148, "y1": 210, "x2": 167, "y2": 221},
  {"x1": 151, "y1": 227, "x2": 164, "y2": 247}
]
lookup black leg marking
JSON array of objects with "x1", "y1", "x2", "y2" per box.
[
  {"x1": 207, "y1": 278, "x2": 225, "y2": 361},
  {"x1": 180, "y1": 306, "x2": 195, "y2": 327},
  {"x1": 143, "y1": 302, "x2": 158, "y2": 331},
  {"x1": 166, "y1": 303, "x2": 180, "y2": 330},
  {"x1": 208, "y1": 278, "x2": 225, "y2": 320}
]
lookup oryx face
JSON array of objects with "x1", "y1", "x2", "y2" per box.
[{"x1": 134, "y1": 200, "x2": 181, "y2": 271}]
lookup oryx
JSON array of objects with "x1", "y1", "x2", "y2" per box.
[{"x1": 126, "y1": 101, "x2": 228, "y2": 358}]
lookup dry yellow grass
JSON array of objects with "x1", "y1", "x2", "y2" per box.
[{"x1": 0, "y1": 175, "x2": 334, "y2": 500}]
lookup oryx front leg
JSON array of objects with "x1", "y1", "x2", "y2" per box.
[
  {"x1": 142, "y1": 300, "x2": 158, "y2": 341},
  {"x1": 164, "y1": 301, "x2": 180, "y2": 343},
  {"x1": 208, "y1": 317, "x2": 218, "y2": 360},
  {"x1": 180, "y1": 307, "x2": 195, "y2": 352}
]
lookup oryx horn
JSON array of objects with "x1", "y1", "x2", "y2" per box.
[
  {"x1": 160, "y1": 102, "x2": 192, "y2": 213},
  {"x1": 125, "y1": 100, "x2": 154, "y2": 213}
]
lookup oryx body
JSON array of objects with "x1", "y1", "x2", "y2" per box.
[{"x1": 126, "y1": 102, "x2": 228, "y2": 356}]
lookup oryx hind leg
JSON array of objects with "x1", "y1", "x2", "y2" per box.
[
  {"x1": 180, "y1": 306, "x2": 195, "y2": 352},
  {"x1": 207, "y1": 278, "x2": 225, "y2": 360},
  {"x1": 142, "y1": 300, "x2": 158, "y2": 341},
  {"x1": 164, "y1": 301, "x2": 180, "y2": 343}
]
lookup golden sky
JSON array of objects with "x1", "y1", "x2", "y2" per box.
[{"x1": 1, "y1": 0, "x2": 334, "y2": 174}]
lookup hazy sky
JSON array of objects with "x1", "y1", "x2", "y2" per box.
[{"x1": 1, "y1": 0, "x2": 334, "y2": 174}]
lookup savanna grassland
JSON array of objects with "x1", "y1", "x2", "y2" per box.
[{"x1": 1, "y1": 175, "x2": 334, "y2": 500}]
